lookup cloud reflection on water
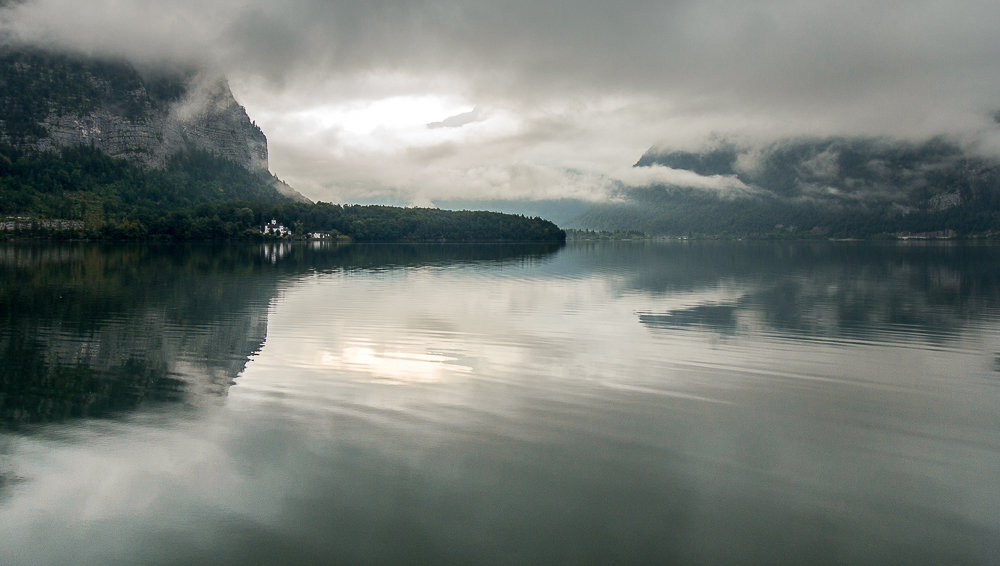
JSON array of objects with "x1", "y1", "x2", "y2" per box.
[
  {"x1": 1, "y1": 241, "x2": 999, "y2": 565},
  {"x1": 319, "y1": 345, "x2": 474, "y2": 384}
]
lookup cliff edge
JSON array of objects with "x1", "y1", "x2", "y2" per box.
[{"x1": 0, "y1": 47, "x2": 308, "y2": 202}]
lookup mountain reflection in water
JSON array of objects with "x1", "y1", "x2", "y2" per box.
[
  {"x1": 0, "y1": 240, "x2": 997, "y2": 566},
  {"x1": 628, "y1": 242, "x2": 999, "y2": 343},
  {"x1": 0, "y1": 242, "x2": 563, "y2": 427}
]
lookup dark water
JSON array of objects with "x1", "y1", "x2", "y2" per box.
[{"x1": 1, "y1": 241, "x2": 998, "y2": 565}]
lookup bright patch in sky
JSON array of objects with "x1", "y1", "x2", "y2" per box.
[{"x1": 308, "y1": 95, "x2": 474, "y2": 138}]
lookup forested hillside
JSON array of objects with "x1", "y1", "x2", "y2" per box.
[{"x1": 0, "y1": 144, "x2": 564, "y2": 241}]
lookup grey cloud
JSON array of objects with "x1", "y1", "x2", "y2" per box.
[
  {"x1": 3, "y1": 0, "x2": 1000, "y2": 204},
  {"x1": 8, "y1": 0, "x2": 1000, "y2": 119}
]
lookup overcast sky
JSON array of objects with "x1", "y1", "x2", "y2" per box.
[{"x1": 3, "y1": 0, "x2": 1000, "y2": 204}]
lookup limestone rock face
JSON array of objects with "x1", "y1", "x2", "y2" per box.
[
  {"x1": 0, "y1": 48, "x2": 269, "y2": 174},
  {"x1": 162, "y1": 76, "x2": 270, "y2": 172}
]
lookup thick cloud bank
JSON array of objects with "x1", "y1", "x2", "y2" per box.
[{"x1": 3, "y1": 0, "x2": 1000, "y2": 204}]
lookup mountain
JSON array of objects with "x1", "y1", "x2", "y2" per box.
[
  {"x1": 572, "y1": 136, "x2": 1000, "y2": 238},
  {"x1": 0, "y1": 46, "x2": 308, "y2": 204}
]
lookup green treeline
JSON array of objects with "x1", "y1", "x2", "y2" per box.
[
  {"x1": 0, "y1": 145, "x2": 566, "y2": 242},
  {"x1": 574, "y1": 186, "x2": 1000, "y2": 239},
  {"x1": 120, "y1": 201, "x2": 565, "y2": 242}
]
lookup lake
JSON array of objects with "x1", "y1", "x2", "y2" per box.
[{"x1": 1, "y1": 241, "x2": 998, "y2": 565}]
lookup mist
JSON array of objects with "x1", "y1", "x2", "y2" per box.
[{"x1": 3, "y1": 0, "x2": 1000, "y2": 205}]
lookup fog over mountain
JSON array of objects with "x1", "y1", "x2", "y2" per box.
[
  {"x1": 2, "y1": 0, "x2": 1000, "y2": 218},
  {"x1": 572, "y1": 136, "x2": 1000, "y2": 236}
]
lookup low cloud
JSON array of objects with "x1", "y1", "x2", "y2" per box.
[{"x1": 615, "y1": 165, "x2": 753, "y2": 196}]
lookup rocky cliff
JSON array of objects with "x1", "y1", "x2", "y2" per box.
[{"x1": 0, "y1": 47, "x2": 299, "y2": 196}]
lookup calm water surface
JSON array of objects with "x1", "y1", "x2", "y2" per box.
[{"x1": 1, "y1": 241, "x2": 998, "y2": 565}]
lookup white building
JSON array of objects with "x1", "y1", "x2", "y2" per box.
[{"x1": 262, "y1": 219, "x2": 291, "y2": 237}]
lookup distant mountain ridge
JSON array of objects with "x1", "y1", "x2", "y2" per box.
[
  {"x1": 571, "y1": 136, "x2": 1000, "y2": 237},
  {"x1": 634, "y1": 137, "x2": 996, "y2": 210},
  {"x1": 0, "y1": 46, "x2": 307, "y2": 202}
]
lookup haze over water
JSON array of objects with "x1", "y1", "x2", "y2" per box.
[{"x1": 1, "y1": 241, "x2": 998, "y2": 565}]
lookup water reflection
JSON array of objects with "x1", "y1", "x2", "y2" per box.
[
  {"x1": 614, "y1": 241, "x2": 1000, "y2": 342},
  {"x1": 1, "y1": 241, "x2": 997, "y2": 565},
  {"x1": 640, "y1": 303, "x2": 740, "y2": 334},
  {"x1": 0, "y1": 242, "x2": 564, "y2": 428},
  {"x1": 319, "y1": 345, "x2": 474, "y2": 384},
  {"x1": 0, "y1": 244, "x2": 274, "y2": 427}
]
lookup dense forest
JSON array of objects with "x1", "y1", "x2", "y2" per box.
[
  {"x1": 0, "y1": 145, "x2": 566, "y2": 242},
  {"x1": 574, "y1": 185, "x2": 999, "y2": 239}
]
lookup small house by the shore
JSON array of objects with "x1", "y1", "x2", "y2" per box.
[{"x1": 262, "y1": 219, "x2": 292, "y2": 237}]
